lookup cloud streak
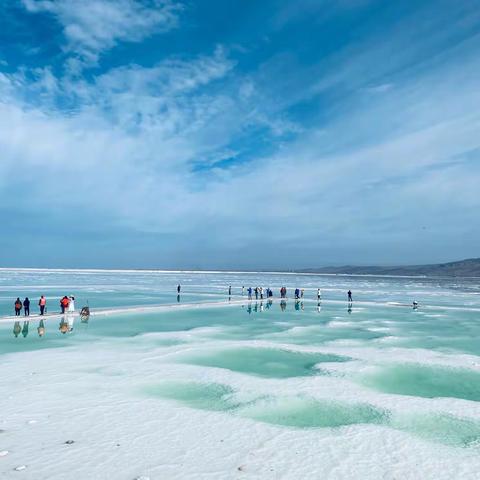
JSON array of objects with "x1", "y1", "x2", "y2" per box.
[{"x1": 22, "y1": 0, "x2": 182, "y2": 70}]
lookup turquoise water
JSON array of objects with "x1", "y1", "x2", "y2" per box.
[
  {"x1": 144, "y1": 380, "x2": 480, "y2": 446},
  {"x1": 175, "y1": 347, "x2": 350, "y2": 378},
  {"x1": 2, "y1": 269, "x2": 480, "y2": 448}
]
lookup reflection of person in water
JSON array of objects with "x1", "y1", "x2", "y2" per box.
[
  {"x1": 295, "y1": 300, "x2": 300, "y2": 311},
  {"x1": 247, "y1": 303, "x2": 252, "y2": 315},
  {"x1": 348, "y1": 305, "x2": 352, "y2": 314},
  {"x1": 66, "y1": 314, "x2": 75, "y2": 332},
  {"x1": 317, "y1": 302, "x2": 322, "y2": 313},
  {"x1": 22, "y1": 321, "x2": 29, "y2": 338},
  {"x1": 37, "y1": 319, "x2": 46, "y2": 337},
  {"x1": 13, "y1": 321, "x2": 21, "y2": 338},
  {"x1": 280, "y1": 300, "x2": 286, "y2": 312},
  {"x1": 59, "y1": 318, "x2": 69, "y2": 334},
  {"x1": 177, "y1": 294, "x2": 180, "y2": 303}
]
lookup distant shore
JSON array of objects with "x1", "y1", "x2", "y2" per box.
[{"x1": 1, "y1": 257, "x2": 480, "y2": 278}]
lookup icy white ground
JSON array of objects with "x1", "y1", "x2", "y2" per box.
[{"x1": 1, "y1": 270, "x2": 480, "y2": 479}]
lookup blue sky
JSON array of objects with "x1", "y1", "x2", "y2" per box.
[{"x1": 1, "y1": 0, "x2": 479, "y2": 269}]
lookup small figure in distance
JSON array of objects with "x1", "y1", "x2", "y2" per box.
[
  {"x1": 177, "y1": 284, "x2": 181, "y2": 294},
  {"x1": 14, "y1": 298, "x2": 22, "y2": 316},
  {"x1": 317, "y1": 288, "x2": 321, "y2": 301},
  {"x1": 413, "y1": 300, "x2": 419, "y2": 310},
  {"x1": 68, "y1": 295, "x2": 75, "y2": 313},
  {"x1": 242, "y1": 286, "x2": 245, "y2": 296},
  {"x1": 23, "y1": 297, "x2": 30, "y2": 316},
  {"x1": 347, "y1": 290, "x2": 353, "y2": 303},
  {"x1": 228, "y1": 285, "x2": 232, "y2": 296},
  {"x1": 300, "y1": 289, "x2": 304, "y2": 298},
  {"x1": 39, "y1": 295, "x2": 47, "y2": 315},
  {"x1": 60, "y1": 296, "x2": 69, "y2": 314}
]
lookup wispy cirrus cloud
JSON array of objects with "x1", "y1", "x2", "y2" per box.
[{"x1": 21, "y1": 0, "x2": 182, "y2": 70}]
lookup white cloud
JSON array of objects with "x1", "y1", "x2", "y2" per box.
[{"x1": 22, "y1": 0, "x2": 182, "y2": 69}]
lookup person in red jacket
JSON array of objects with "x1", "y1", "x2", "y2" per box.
[
  {"x1": 60, "y1": 296, "x2": 70, "y2": 314},
  {"x1": 14, "y1": 298, "x2": 22, "y2": 316},
  {"x1": 39, "y1": 295, "x2": 47, "y2": 315}
]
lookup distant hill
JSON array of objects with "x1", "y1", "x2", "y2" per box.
[{"x1": 302, "y1": 258, "x2": 480, "y2": 277}]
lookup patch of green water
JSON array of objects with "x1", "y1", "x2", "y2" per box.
[
  {"x1": 144, "y1": 381, "x2": 239, "y2": 411},
  {"x1": 175, "y1": 347, "x2": 350, "y2": 378},
  {"x1": 362, "y1": 364, "x2": 480, "y2": 401},
  {"x1": 237, "y1": 396, "x2": 388, "y2": 428},
  {"x1": 392, "y1": 413, "x2": 480, "y2": 447},
  {"x1": 144, "y1": 380, "x2": 480, "y2": 446}
]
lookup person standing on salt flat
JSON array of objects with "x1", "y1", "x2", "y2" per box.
[
  {"x1": 68, "y1": 296, "x2": 75, "y2": 313},
  {"x1": 23, "y1": 297, "x2": 30, "y2": 316},
  {"x1": 317, "y1": 288, "x2": 321, "y2": 300},
  {"x1": 228, "y1": 285, "x2": 232, "y2": 296},
  {"x1": 348, "y1": 290, "x2": 353, "y2": 302},
  {"x1": 60, "y1": 296, "x2": 69, "y2": 313},
  {"x1": 177, "y1": 284, "x2": 181, "y2": 294},
  {"x1": 14, "y1": 297, "x2": 22, "y2": 316},
  {"x1": 38, "y1": 295, "x2": 47, "y2": 315}
]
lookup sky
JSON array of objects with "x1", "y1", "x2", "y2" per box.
[{"x1": 0, "y1": 0, "x2": 479, "y2": 270}]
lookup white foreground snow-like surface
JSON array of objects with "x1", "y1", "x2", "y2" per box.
[{"x1": 2, "y1": 336, "x2": 480, "y2": 480}]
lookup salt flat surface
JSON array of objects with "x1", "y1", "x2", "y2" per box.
[{"x1": 1, "y1": 270, "x2": 480, "y2": 479}]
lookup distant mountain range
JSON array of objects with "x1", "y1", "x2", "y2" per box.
[{"x1": 302, "y1": 258, "x2": 480, "y2": 277}]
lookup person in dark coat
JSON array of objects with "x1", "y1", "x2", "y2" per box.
[{"x1": 23, "y1": 297, "x2": 30, "y2": 316}]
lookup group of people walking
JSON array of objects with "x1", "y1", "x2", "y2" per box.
[
  {"x1": 13, "y1": 295, "x2": 75, "y2": 316},
  {"x1": 246, "y1": 286, "x2": 274, "y2": 300},
  {"x1": 240, "y1": 286, "x2": 347, "y2": 302}
]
